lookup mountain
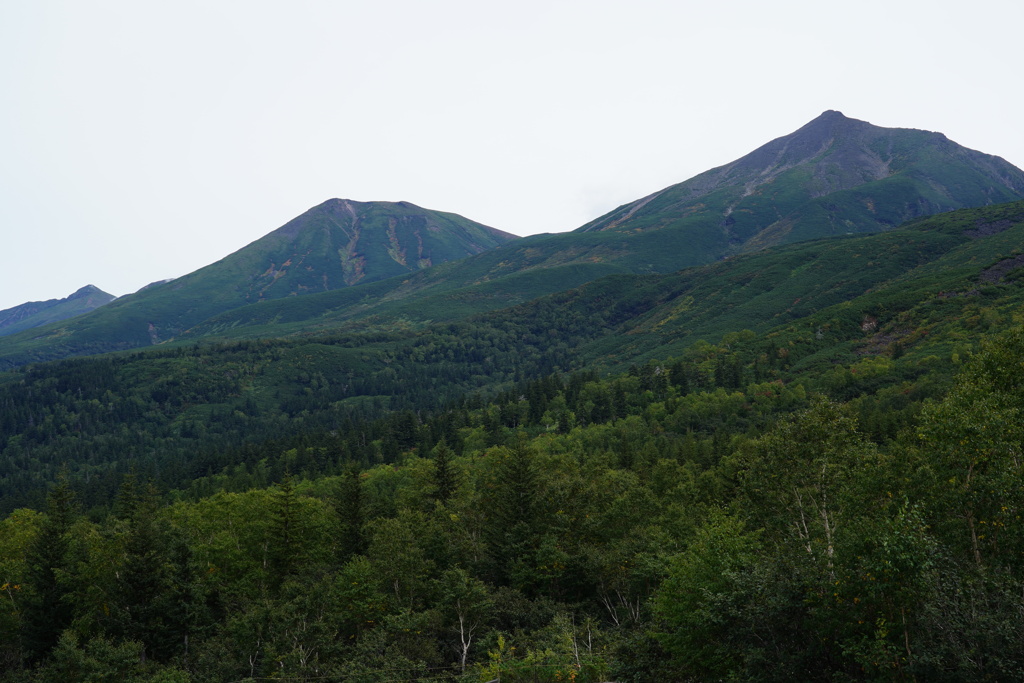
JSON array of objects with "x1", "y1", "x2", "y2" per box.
[
  {"x1": 221, "y1": 198, "x2": 518, "y2": 297},
  {"x1": 2, "y1": 113, "x2": 1022, "y2": 368},
  {"x1": 579, "y1": 110, "x2": 1024, "y2": 252},
  {"x1": 0, "y1": 285, "x2": 115, "y2": 337},
  {"x1": 164, "y1": 112, "x2": 1024, "y2": 342},
  {"x1": 0, "y1": 200, "x2": 515, "y2": 365}
]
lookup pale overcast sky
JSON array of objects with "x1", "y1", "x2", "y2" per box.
[{"x1": 2, "y1": 0, "x2": 1022, "y2": 311}]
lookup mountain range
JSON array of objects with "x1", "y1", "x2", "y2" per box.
[{"x1": 1, "y1": 110, "x2": 1023, "y2": 369}]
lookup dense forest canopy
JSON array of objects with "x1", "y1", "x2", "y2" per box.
[
  {"x1": 2, "y1": 322, "x2": 1022, "y2": 680},
  {"x1": 2, "y1": 200, "x2": 1024, "y2": 681}
]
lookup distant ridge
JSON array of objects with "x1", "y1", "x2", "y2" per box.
[{"x1": 0, "y1": 285, "x2": 115, "y2": 337}]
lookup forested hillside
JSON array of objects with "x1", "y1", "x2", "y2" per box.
[
  {"x1": 1, "y1": 324, "x2": 1022, "y2": 681},
  {"x1": 2, "y1": 199, "x2": 1024, "y2": 680},
  {"x1": 3, "y1": 201, "x2": 1023, "y2": 514}
]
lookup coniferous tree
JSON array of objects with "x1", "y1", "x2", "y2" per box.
[
  {"x1": 484, "y1": 432, "x2": 539, "y2": 589},
  {"x1": 153, "y1": 529, "x2": 209, "y2": 666},
  {"x1": 112, "y1": 478, "x2": 167, "y2": 663},
  {"x1": 269, "y1": 472, "x2": 300, "y2": 586},
  {"x1": 334, "y1": 464, "x2": 365, "y2": 562},
  {"x1": 22, "y1": 472, "x2": 78, "y2": 661},
  {"x1": 431, "y1": 439, "x2": 459, "y2": 505}
]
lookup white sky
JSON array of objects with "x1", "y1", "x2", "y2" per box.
[{"x1": 2, "y1": 0, "x2": 1023, "y2": 311}]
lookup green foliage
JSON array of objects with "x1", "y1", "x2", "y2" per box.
[
  {"x1": 654, "y1": 513, "x2": 763, "y2": 678},
  {"x1": 5, "y1": 200, "x2": 1024, "y2": 678},
  {"x1": 916, "y1": 327, "x2": 1024, "y2": 568},
  {"x1": 333, "y1": 464, "x2": 366, "y2": 562},
  {"x1": 0, "y1": 508, "x2": 41, "y2": 671},
  {"x1": 3, "y1": 334, "x2": 1024, "y2": 679},
  {"x1": 430, "y1": 439, "x2": 459, "y2": 505},
  {"x1": 21, "y1": 475, "x2": 78, "y2": 661},
  {"x1": 31, "y1": 632, "x2": 189, "y2": 682}
]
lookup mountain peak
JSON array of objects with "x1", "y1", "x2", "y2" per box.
[
  {"x1": 68, "y1": 284, "x2": 105, "y2": 300},
  {"x1": 217, "y1": 197, "x2": 519, "y2": 302},
  {"x1": 772, "y1": 110, "x2": 872, "y2": 153},
  {"x1": 0, "y1": 285, "x2": 115, "y2": 338},
  {"x1": 577, "y1": 112, "x2": 1024, "y2": 248},
  {"x1": 0, "y1": 198, "x2": 518, "y2": 361},
  {"x1": 817, "y1": 109, "x2": 847, "y2": 119}
]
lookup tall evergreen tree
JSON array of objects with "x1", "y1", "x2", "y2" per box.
[
  {"x1": 22, "y1": 472, "x2": 78, "y2": 661},
  {"x1": 269, "y1": 472, "x2": 301, "y2": 586},
  {"x1": 334, "y1": 464, "x2": 365, "y2": 562},
  {"x1": 112, "y1": 478, "x2": 168, "y2": 663},
  {"x1": 154, "y1": 529, "x2": 209, "y2": 666},
  {"x1": 431, "y1": 439, "x2": 459, "y2": 505},
  {"x1": 484, "y1": 432, "x2": 539, "y2": 589}
]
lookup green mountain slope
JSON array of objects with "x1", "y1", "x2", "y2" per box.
[
  {"x1": 579, "y1": 110, "x2": 1024, "y2": 251},
  {"x1": 389, "y1": 200, "x2": 1021, "y2": 379},
  {"x1": 173, "y1": 232, "x2": 630, "y2": 341},
  {"x1": 0, "y1": 285, "x2": 115, "y2": 337},
  {"x1": 0, "y1": 200, "x2": 515, "y2": 366},
  {"x1": 3, "y1": 113, "x2": 1021, "y2": 368},
  {"x1": 143, "y1": 112, "x2": 1024, "y2": 345},
  {"x1": 3, "y1": 200, "x2": 1023, "y2": 512},
  {"x1": 575, "y1": 200, "x2": 1024, "y2": 369},
  {"x1": 175, "y1": 191, "x2": 1024, "y2": 352}
]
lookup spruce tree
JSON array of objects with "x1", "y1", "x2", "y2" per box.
[
  {"x1": 484, "y1": 432, "x2": 539, "y2": 588},
  {"x1": 23, "y1": 472, "x2": 78, "y2": 661},
  {"x1": 113, "y1": 478, "x2": 167, "y2": 663},
  {"x1": 431, "y1": 439, "x2": 458, "y2": 505},
  {"x1": 334, "y1": 464, "x2": 365, "y2": 562},
  {"x1": 269, "y1": 472, "x2": 300, "y2": 586}
]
